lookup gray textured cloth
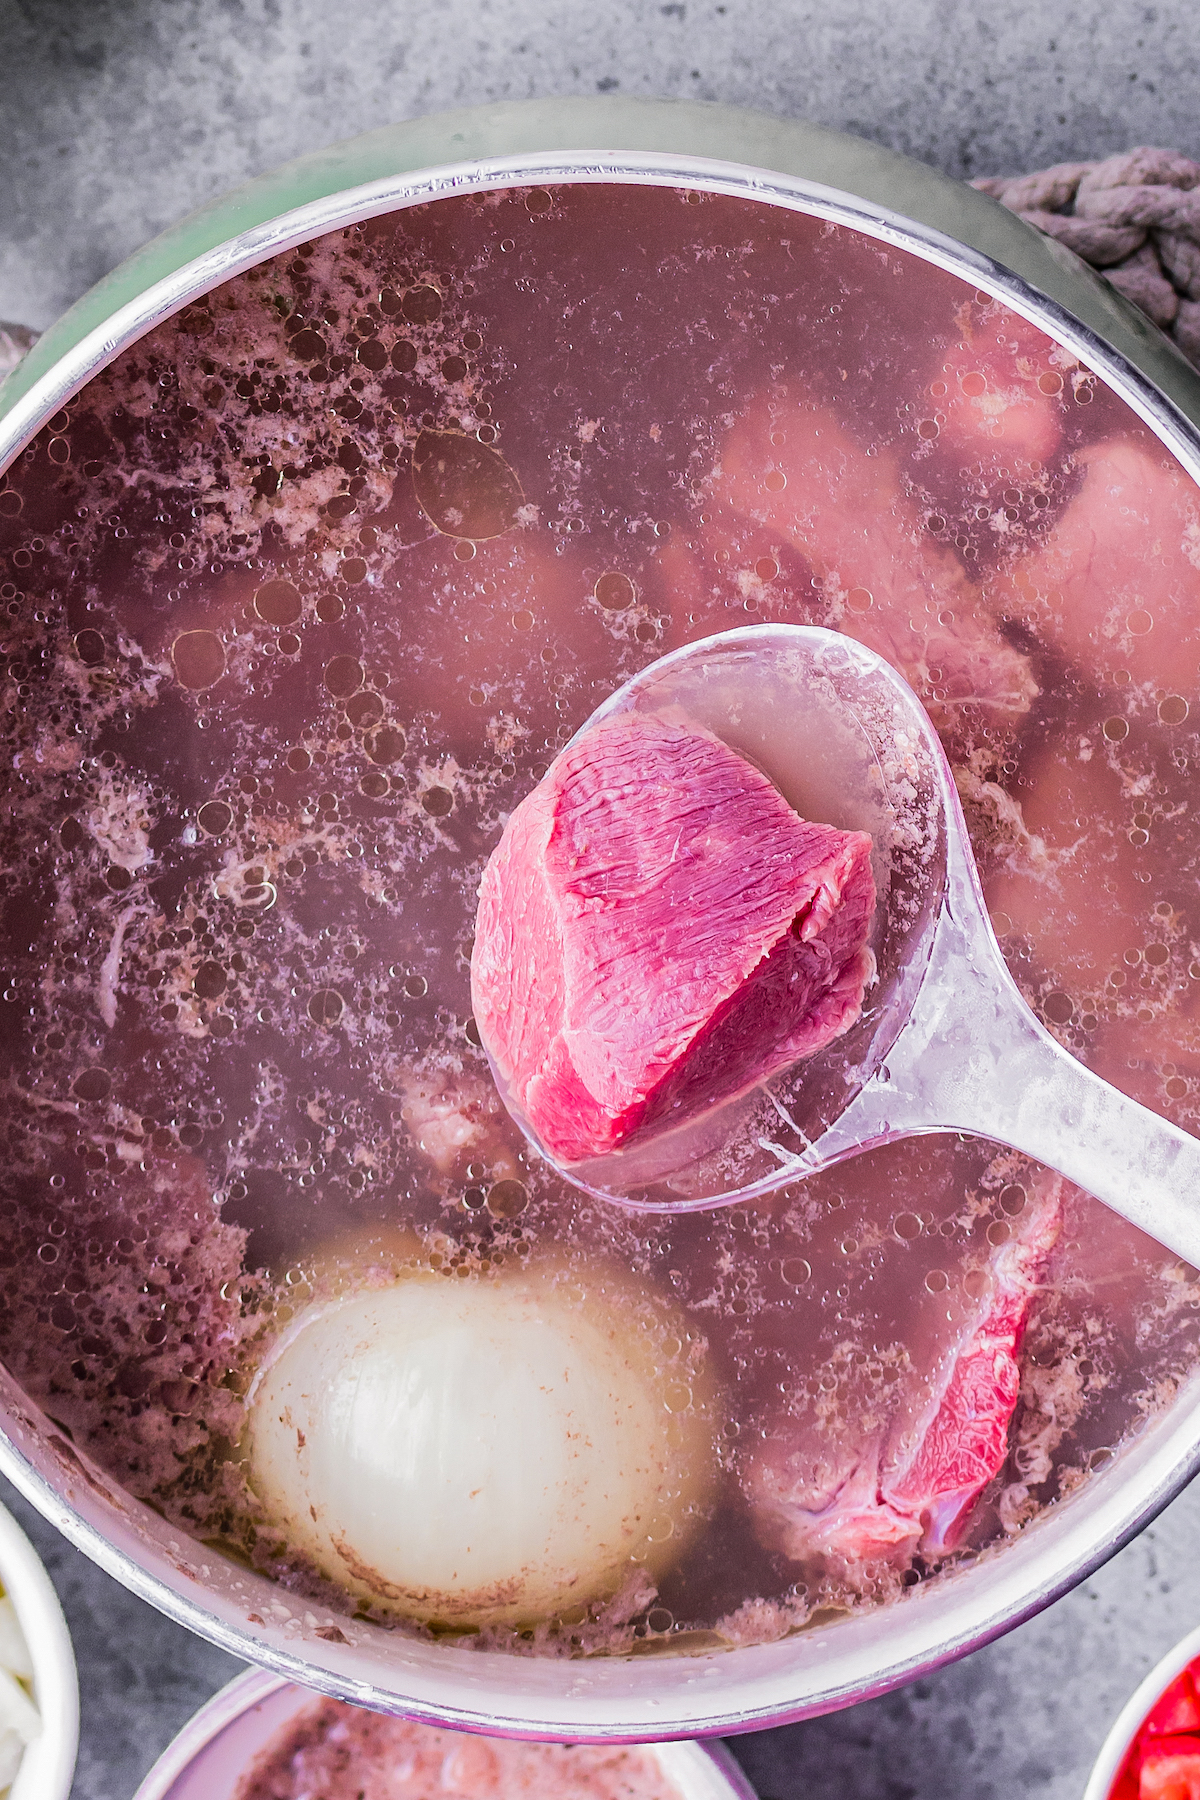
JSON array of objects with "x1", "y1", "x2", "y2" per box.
[
  {"x1": 975, "y1": 146, "x2": 1200, "y2": 365},
  {"x1": 0, "y1": 322, "x2": 36, "y2": 379}
]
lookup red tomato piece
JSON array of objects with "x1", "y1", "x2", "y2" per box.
[
  {"x1": 1145, "y1": 1677, "x2": 1200, "y2": 1738},
  {"x1": 1137, "y1": 1740, "x2": 1200, "y2": 1799}
]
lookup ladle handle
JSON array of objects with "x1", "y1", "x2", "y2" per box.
[{"x1": 818, "y1": 894, "x2": 1200, "y2": 1269}]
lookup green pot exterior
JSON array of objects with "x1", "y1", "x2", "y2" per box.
[{"x1": 5, "y1": 95, "x2": 1200, "y2": 433}]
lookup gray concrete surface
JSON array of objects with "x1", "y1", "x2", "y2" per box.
[
  {"x1": 4, "y1": 0, "x2": 1200, "y2": 332},
  {"x1": 4, "y1": 1, "x2": 1200, "y2": 1796}
]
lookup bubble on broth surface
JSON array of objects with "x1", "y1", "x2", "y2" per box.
[
  {"x1": 171, "y1": 631, "x2": 226, "y2": 689},
  {"x1": 74, "y1": 629, "x2": 105, "y2": 666},
  {"x1": 254, "y1": 580, "x2": 302, "y2": 626},
  {"x1": 0, "y1": 185, "x2": 1198, "y2": 1653},
  {"x1": 411, "y1": 430, "x2": 524, "y2": 539},
  {"x1": 595, "y1": 572, "x2": 636, "y2": 611}
]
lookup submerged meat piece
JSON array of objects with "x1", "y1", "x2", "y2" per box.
[
  {"x1": 471, "y1": 713, "x2": 875, "y2": 1164},
  {"x1": 748, "y1": 1180, "x2": 1063, "y2": 1565},
  {"x1": 927, "y1": 306, "x2": 1066, "y2": 475},
  {"x1": 982, "y1": 737, "x2": 1144, "y2": 995},
  {"x1": 395, "y1": 1062, "x2": 518, "y2": 1181},
  {"x1": 987, "y1": 437, "x2": 1200, "y2": 693},
  {"x1": 979, "y1": 730, "x2": 1200, "y2": 1125},
  {"x1": 714, "y1": 389, "x2": 1038, "y2": 740}
]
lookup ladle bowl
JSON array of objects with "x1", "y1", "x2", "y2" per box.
[{"x1": 496, "y1": 626, "x2": 1200, "y2": 1269}]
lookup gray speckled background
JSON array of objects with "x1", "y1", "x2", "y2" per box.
[
  {"x1": 3, "y1": 1, "x2": 1200, "y2": 1795},
  {"x1": 5, "y1": 0, "x2": 1200, "y2": 333}
]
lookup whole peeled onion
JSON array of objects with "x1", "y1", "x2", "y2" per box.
[{"x1": 245, "y1": 1258, "x2": 718, "y2": 1628}]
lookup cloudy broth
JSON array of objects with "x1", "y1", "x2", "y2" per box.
[{"x1": 0, "y1": 184, "x2": 1198, "y2": 1652}]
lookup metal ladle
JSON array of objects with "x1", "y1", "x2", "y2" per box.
[{"x1": 485, "y1": 624, "x2": 1200, "y2": 1264}]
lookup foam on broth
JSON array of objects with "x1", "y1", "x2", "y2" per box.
[{"x1": 0, "y1": 184, "x2": 1198, "y2": 1653}]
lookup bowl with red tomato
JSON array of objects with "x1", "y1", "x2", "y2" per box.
[{"x1": 1087, "y1": 1625, "x2": 1200, "y2": 1800}]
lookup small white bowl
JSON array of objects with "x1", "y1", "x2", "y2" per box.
[
  {"x1": 1085, "y1": 1620, "x2": 1200, "y2": 1799},
  {"x1": 0, "y1": 1499, "x2": 79, "y2": 1800},
  {"x1": 133, "y1": 1667, "x2": 760, "y2": 1800}
]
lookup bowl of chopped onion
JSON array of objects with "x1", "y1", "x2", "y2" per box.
[{"x1": 0, "y1": 1500, "x2": 78, "y2": 1800}]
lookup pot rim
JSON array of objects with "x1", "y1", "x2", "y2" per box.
[
  {"x1": 4, "y1": 127, "x2": 1200, "y2": 1740},
  {"x1": 3, "y1": 145, "x2": 1200, "y2": 489}
]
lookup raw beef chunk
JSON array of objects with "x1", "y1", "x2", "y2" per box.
[
  {"x1": 713, "y1": 386, "x2": 1039, "y2": 745},
  {"x1": 747, "y1": 1181, "x2": 1063, "y2": 1566},
  {"x1": 471, "y1": 713, "x2": 876, "y2": 1164}
]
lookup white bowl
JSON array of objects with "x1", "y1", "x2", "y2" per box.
[
  {"x1": 132, "y1": 1668, "x2": 759, "y2": 1800},
  {"x1": 0, "y1": 1500, "x2": 79, "y2": 1800},
  {"x1": 1085, "y1": 1619, "x2": 1200, "y2": 1799}
]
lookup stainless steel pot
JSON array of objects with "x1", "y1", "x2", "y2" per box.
[{"x1": 3, "y1": 95, "x2": 1200, "y2": 1742}]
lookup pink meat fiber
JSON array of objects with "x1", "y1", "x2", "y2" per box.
[{"x1": 471, "y1": 713, "x2": 876, "y2": 1164}]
